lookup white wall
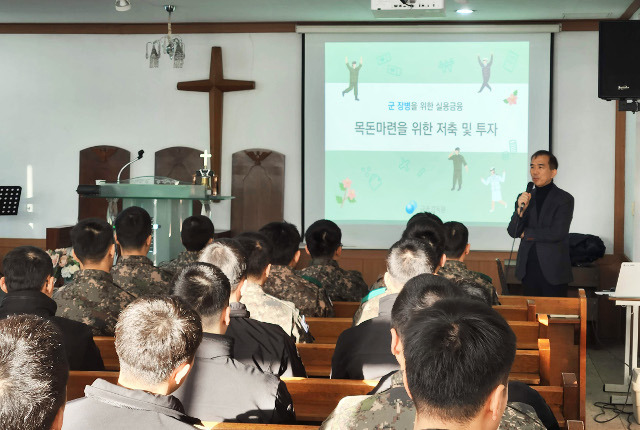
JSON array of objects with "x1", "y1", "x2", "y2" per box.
[
  {"x1": 0, "y1": 33, "x2": 301, "y2": 238},
  {"x1": 0, "y1": 31, "x2": 619, "y2": 253},
  {"x1": 552, "y1": 31, "x2": 616, "y2": 254}
]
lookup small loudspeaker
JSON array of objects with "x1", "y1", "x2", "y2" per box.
[{"x1": 599, "y1": 21, "x2": 640, "y2": 101}]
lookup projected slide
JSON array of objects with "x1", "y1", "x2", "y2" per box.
[{"x1": 324, "y1": 41, "x2": 529, "y2": 226}]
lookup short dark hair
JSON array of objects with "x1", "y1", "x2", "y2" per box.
[
  {"x1": 531, "y1": 150, "x2": 558, "y2": 170},
  {"x1": 457, "y1": 280, "x2": 493, "y2": 306},
  {"x1": 391, "y1": 274, "x2": 462, "y2": 339},
  {"x1": 404, "y1": 299, "x2": 516, "y2": 423},
  {"x1": 70, "y1": 218, "x2": 114, "y2": 264},
  {"x1": 259, "y1": 221, "x2": 301, "y2": 266},
  {"x1": 181, "y1": 215, "x2": 215, "y2": 252},
  {"x1": 443, "y1": 221, "x2": 469, "y2": 259},
  {"x1": 198, "y1": 239, "x2": 247, "y2": 290},
  {"x1": 235, "y1": 232, "x2": 273, "y2": 279},
  {"x1": 116, "y1": 296, "x2": 202, "y2": 386},
  {"x1": 304, "y1": 219, "x2": 341, "y2": 259},
  {"x1": 173, "y1": 263, "x2": 231, "y2": 325},
  {"x1": 0, "y1": 315, "x2": 69, "y2": 430},
  {"x1": 401, "y1": 218, "x2": 445, "y2": 261},
  {"x1": 406, "y1": 211, "x2": 443, "y2": 227},
  {"x1": 2, "y1": 246, "x2": 53, "y2": 292},
  {"x1": 114, "y1": 206, "x2": 152, "y2": 250},
  {"x1": 387, "y1": 238, "x2": 440, "y2": 286}
]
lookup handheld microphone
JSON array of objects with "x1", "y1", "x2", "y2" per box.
[
  {"x1": 519, "y1": 181, "x2": 535, "y2": 213},
  {"x1": 117, "y1": 149, "x2": 145, "y2": 183}
]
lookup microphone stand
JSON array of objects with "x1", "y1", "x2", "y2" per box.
[{"x1": 117, "y1": 150, "x2": 144, "y2": 183}]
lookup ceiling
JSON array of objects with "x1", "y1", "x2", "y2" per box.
[{"x1": 0, "y1": 0, "x2": 634, "y2": 24}]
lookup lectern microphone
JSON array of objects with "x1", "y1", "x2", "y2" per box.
[{"x1": 117, "y1": 150, "x2": 145, "y2": 183}]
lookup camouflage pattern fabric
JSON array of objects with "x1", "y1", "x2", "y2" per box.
[
  {"x1": 241, "y1": 281, "x2": 314, "y2": 343},
  {"x1": 438, "y1": 260, "x2": 500, "y2": 305},
  {"x1": 320, "y1": 371, "x2": 545, "y2": 430},
  {"x1": 263, "y1": 265, "x2": 334, "y2": 317},
  {"x1": 111, "y1": 255, "x2": 173, "y2": 297},
  {"x1": 298, "y1": 258, "x2": 368, "y2": 302},
  {"x1": 159, "y1": 250, "x2": 199, "y2": 278},
  {"x1": 53, "y1": 269, "x2": 135, "y2": 336},
  {"x1": 369, "y1": 276, "x2": 386, "y2": 291},
  {"x1": 352, "y1": 288, "x2": 393, "y2": 326}
]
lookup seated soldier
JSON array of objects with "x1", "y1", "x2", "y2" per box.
[
  {"x1": 54, "y1": 218, "x2": 135, "y2": 336},
  {"x1": 260, "y1": 221, "x2": 334, "y2": 317},
  {"x1": 111, "y1": 206, "x2": 172, "y2": 296},
  {"x1": 199, "y1": 238, "x2": 308, "y2": 377},
  {"x1": 173, "y1": 263, "x2": 296, "y2": 423},
  {"x1": 235, "y1": 231, "x2": 312, "y2": 346},
  {"x1": 321, "y1": 297, "x2": 546, "y2": 430},
  {"x1": 63, "y1": 296, "x2": 203, "y2": 429},
  {"x1": 160, "y1": 215, "x2": 214, "y2": 277},
  {"x1": 331, "y1": 239, "x2": 449, "y2": 381},
  {"x1": 353, "y1": 217, "x2": 446, "y2": 326},
  {"x1": 298, "y1": 219, "x2": 368, "y2": 302},
  {"x1": 439, "y1": 220, "x2": 499, "y2": 304},
  {"x1": 0, "y1": 315, "x2": 69, "y2": 430},
  {"x1": 0, "y1": 246, "x2": 104, "y2": 370}
]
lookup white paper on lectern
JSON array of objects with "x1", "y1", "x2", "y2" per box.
[{"x1": 613, "y1": 262, "x2": 640, "y2": 298}]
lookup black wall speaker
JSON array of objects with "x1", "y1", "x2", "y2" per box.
[{"x1": 599, "y1": 21, "x2": 640, "y2": 100}]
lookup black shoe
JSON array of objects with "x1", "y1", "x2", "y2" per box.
[
  {"x1": 451, "y1": 187, "x2": 455, "y2": 191},
  {"x1": 355, "y1": 98, "x2": 360, "y2": 101},
  {"x1": 457, "y1": 187, "x2": 461, "y2": 191}
]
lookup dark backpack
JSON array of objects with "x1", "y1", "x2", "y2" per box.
[{"x1": 568, "y1": 233, "x2": 605, "y2": 266}]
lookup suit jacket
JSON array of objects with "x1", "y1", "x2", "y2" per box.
[
  {"x1": 0, "y1": 290, "x2": 104, "y2": 370},
  {"x1": 331, "y1": 294, "x2": 399, "y2": 380},
  {"x1": 172, "y1": 332, "x2": 296, "y2": 424},
  {"x1": 507, "y1": 182, "x2": 574, "y2": 285}
]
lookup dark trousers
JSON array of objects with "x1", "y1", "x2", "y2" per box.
[
  {"x1": 522, "y1": 246, "x2": 568, "y2": 297},
  {"x1": 452, "y1": 171, "x2": 462, "y2": 190}
]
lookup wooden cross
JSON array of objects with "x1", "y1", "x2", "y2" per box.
[{"x1": 177, "y1": 47, "x2": 255, "y2": 190}]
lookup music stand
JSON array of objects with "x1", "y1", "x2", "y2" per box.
[{"x1": 0, "y1": 186, "x2": 21, "y2": 215}]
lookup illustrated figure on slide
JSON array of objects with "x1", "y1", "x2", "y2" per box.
[
  {"x1": 477, "y1": 54, "x2": 494, "y2": 93},
  {"x1": 342, "y1": 57, "x2": 363, "y2": 101},
  {"x1": 481, "y1": 168, "x2": 507, "y2": 212},
  {"x1": 448, "y1": 147, "x2": 468, "y2": 191}
]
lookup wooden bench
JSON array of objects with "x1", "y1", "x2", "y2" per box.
[
  {"x1": 93, "y1": 336, "x2": 119, "y2": 371},
  {"x1": 494, "y1": 299, "x2": 537, "y2": 321},
  {"x1": 499, "y1": 290, "x2": 587, "y2": 422},
  {"x1": 332, "y1": 301, "x2": 360, "y2": 319},
  {"x1": 201, "y1": 424, "x2": 317, "y2": 430},
  {"x1": 67, "y1": 370, "x2": 577, "y2": 427},
  {"x1": 296, "y1": 340, "x2": 550, "y2": 385},
  {"x1": 305, "y1": 317, "x2": 352, "y2": 344}
]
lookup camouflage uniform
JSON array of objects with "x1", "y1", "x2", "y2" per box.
[
  {"x1": 111, "y1": 255, "x2": 173, "y2": 297},
  {"x1": 263, "y1": 265, "x2": 334, "y2": 317},
  {"x1": 241, "y1": 280, "x2": 314, "y2": 343},
  {"x1": 159, "y1": 250, "x2": 199, "y2": 277},
  {"x1": 438, "y1": 260, "x2": 500, "y2": 305},
  {"x1": 297, "y1": 258, "x2": 368, "y2": 302},
  {"x1": 53, "y1": 269, "x2": 135, "y2": 336},
  {"x1": 352, "y1": 288, "x2": 392, "y2": 326},
  {"x1": 320, "y1": 371, "x2": 545, "y2": 430},
  {"x1": 369, "y1": 276, "x2": 385, "y2": 291}
]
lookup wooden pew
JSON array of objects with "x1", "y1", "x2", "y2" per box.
[
  {"x1": 332, "y1": 301, "x2": 359, "y2": 319},
  {"x1": 303, "y1": 315, "x2": 548, "y2": 351},
  {"x1": 499, "y1": 290, "x2": 587, "y2": 422},
  {"x1": 296, "y1": 340, "x2": 550, "y2": 385},
  {"x1": 305, "y1": 317, "x2": 352, "y2": 344},
  {"x1": 94, "y1": 336, "x2": 118, "y2": 371},
  {"x1": 494, "y1": 299, "x2": 537, "y2": 321}
]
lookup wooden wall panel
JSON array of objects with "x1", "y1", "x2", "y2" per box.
[{"x1": 0, "y1": 238, "x2": 47, "y2": 273}]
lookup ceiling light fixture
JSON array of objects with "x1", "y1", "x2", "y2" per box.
[
  {"x1": 456, "y1": 8, "x2": 474, "y2": 14},
  {"x1": 145, "y1": 5, "x2": 185, "y2": 68},
  {"x1": 115, "y1": 0, "x2": 131, "y2": 12}
]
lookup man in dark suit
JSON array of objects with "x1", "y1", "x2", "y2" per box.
[
  {"x1": 507, "y1": 150, "x2": 574, "y2": 297},
  {"x1": 0, "y1": 246, "x2": 104, "y2": 370}
]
